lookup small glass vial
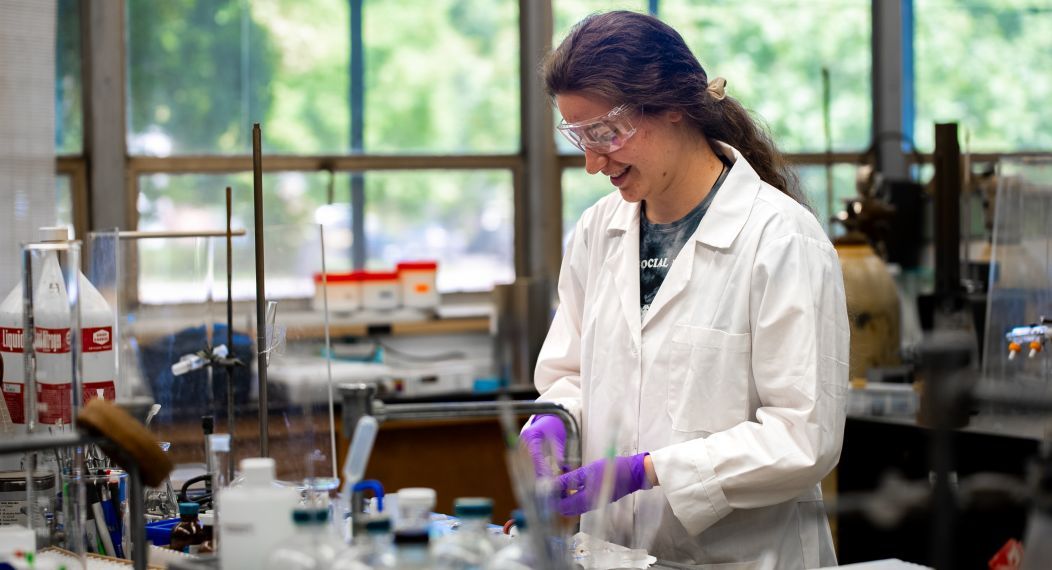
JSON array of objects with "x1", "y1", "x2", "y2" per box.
[
  {"x1": 170, "y1": 502, "x2": 205, "y2": 554},
  {"x1": 431, "y1": 497, "x2": 496, "y2": 570}
]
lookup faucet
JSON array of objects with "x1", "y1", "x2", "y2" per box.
[{"x1": 338, "y1": 383, "x2": 582, "y2": 470}]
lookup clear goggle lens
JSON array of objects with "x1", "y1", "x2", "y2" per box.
[{"x1": 557, "y1": 105, "x2": 637, "y2": 154}]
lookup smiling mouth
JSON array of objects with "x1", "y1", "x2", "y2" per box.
[{"x1": 608, "y1": 166, "x2": 631, "y2": 186}]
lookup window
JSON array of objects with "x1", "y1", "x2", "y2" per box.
[
  {"x1": 363, "y1": 170, "x2": 514, "y2": 292},
  {"x1": 126, "y1": 0, "x2": 519, "y2": 156},
  {"x1": 56, "y1": 0, "x2": 83, "y2": 155},
  {"x1": 914, "y1": 1, "x2": 1052, "y2": 151},
  {"x1": 661, "y1": 0, "x2": 871, "y2": 153}
]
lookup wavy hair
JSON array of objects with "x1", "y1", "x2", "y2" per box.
[{"x1": 543, "y1": 11, "x2": 804, "y2": 203}]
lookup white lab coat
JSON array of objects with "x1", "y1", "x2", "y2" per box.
[{"x1": 535, "y1": 142, "x2": 849, "y2": 568}]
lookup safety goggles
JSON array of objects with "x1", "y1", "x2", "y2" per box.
[{"x1": 556, "y1": 104, "x2": 637, "y2": 154}]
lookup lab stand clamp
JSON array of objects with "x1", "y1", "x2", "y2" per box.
[
  {"x1": 1006, "y1": 317, "x2": 1052, "y2": 360},
  {"x1": 338, "y1": 383, "x2": 582, "y2": 471}
]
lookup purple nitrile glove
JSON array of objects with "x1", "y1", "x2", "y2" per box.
[
  {"x1": 520, "y1": 414, "x2": 567, "y2": 478},
  {"x1": 557, "y1": 452, "x2": 651, "y2": 516}
]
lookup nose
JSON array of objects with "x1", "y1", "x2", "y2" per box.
[{"x1": 584, "y1": 149, "x2": 608, "y2": 175}]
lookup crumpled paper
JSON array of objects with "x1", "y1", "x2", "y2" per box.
[{"x1": 571, "y1": 532, "x2": 657, "y2": 569}]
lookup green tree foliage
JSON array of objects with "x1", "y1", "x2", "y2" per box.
[
  {"x1": 127, "y1": 0, "x2": 277, "y2": 155},
  {"x1": 914, "y1": 0, "x2": 1052, "y2": 151}
]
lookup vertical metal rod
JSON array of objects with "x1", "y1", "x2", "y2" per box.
[
  {"x1": 349, "y1": 0, "x2": 366, "y2": 270},
  {"x1": 66, "y1": 244, "x2": 82, "y2": 429},
  {"x1": 21, "y1": 248, "x2": 38, "y2": 537},
  {"x1": 225, "y1": 187, "x2": 236, "y2": 477},
  {"x1": 252, "y1": 125, "x2": 269, "y2": 458},
  {"x1": 127, "y1": 461, "x2": 146, "y2": 570}
]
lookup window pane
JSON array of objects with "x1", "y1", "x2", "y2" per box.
[
  {"x1": 137, "y1": 171, "x2": 344, "y2": 303},
  {"x1": 661, "y1": 1, "x2": 871, "y2": 153},
  {"x1": 915, "y1": 1, "x2": 1052, "y2": 151},
  {"x1": 561, "y1": 167, "x2": 617, "y2": 244},
  {"x1": 56, "y1": 174, "x2": 73, "y2": 230},
  {"x1": 362, "y1": 0, "x2": 519, "y2": 153},
  {"x1": 56, "y1": 0, "x2": 83, "y2": 154},
  {"x1": 796, "y1": 163, "x2": 860, "y2": 238},
  {"x1": 554, "y1": 1, "x2": 650, "y2": 40},
  {"x1": 363, "y1": 170, "x2": 514, "y2": 292},
  {"x1": 127, "y1": 0, "x2": 519, "y2": 156}
]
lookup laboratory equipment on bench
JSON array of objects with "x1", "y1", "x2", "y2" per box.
[
  {"x1": 169, "y1": 502, "x2": 205, "y2": 554},
  {"x1": 431, "y1": 497, "x2": 497, "y2": 570},
  {"x1": 1005, "y1": 318, "x2": 1051, "y2": 360},
  {"x1": 265, "y1": 508, "x2": 345, "y2": 570},
  {"x1": 217, "y1": 457, "x2": 299, "y2": 570}
]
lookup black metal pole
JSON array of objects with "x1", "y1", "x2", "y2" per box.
[
  {"x1": 350, "y1": 0, "x2": 366, "y2": 270},
  {"x1": 252, "y1": 124, "x2": 269, "y2": 457},
  {"x1": 225, "y1": 187, "x2": 236, "y2": 476}
]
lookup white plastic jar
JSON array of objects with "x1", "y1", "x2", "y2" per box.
[
  {"x1": 313, "y1": 272, "x2": 362, "y2": 313},
  {"x1": 396, "y1": 261, "x2": 439, "y2": 310},
  {"x1": 360, "y1": 272, "x2": 401, "y2": 311}
]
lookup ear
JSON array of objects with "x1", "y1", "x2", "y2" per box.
[{"x1": 664, "y1": 109, "x2": 684, "y2": 124}]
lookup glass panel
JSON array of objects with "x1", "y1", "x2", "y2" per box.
[
  {"x1": 661, "y1": 0, "x2": 871, "y2": 153},
  {"x1": 363, "y1": 170, "x2": 515, "y2": 292},
  {"x1": 127, "y1": 0, "x2": 518, "y2": 155},
  {"x1": 56, "y1": 0, "x2": 83, "y2": 154},
  {"x1": 797, "y1": 163, "x2": 864, "y2": 238},
  {"x1": 123, "y1": 227, "x2": 337, "y2": 484},
  {"x1": 362, "y1": 0, "x2": 519, "y2": 153},
  {"x1": 561, "y1": 167, "x2": 617, "y2": 244},
  {"x1": 982, "y1": 158, "x2": 1052, "y2": 382},
  {"x1": 915, "y1": 1, "x2": 1052, "y2": 152},
  {"x1": 136, "y1": 171, "x2": 346, "y2": 303},
  {"x1": 55, "y1": 174, "x2": 73, "y2": 231}
]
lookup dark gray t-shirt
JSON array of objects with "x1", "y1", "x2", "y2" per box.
[{"x1": 640, "y1": 163, "x2": 730, "y2": 319}]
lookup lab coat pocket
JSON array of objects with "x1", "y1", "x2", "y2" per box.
[{"x1": 667, "y1": 325, "x2": 751, "y2": 433}]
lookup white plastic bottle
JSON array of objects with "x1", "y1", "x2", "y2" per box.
[
  {"x1": 431, "y1": 497, "x2": 496, "y2": 570},
  {"x1": 218, "y1": 457, "x2": 301, "y2": 570},
  {"x1": 0, "y1": 227, "x2": 115, "y2": 429}
]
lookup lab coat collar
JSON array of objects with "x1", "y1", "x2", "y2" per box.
[{"x1": 604, "y1": 141, "x2": 761, "y2": 251}]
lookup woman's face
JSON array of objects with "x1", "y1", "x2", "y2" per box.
[{"x1": 555, "y1": 92, "x2": 686, "y2": 205}]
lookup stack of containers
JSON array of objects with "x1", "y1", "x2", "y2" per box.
[{"x1": 314, "y1": 260, "x2": 439, "y2": 315}]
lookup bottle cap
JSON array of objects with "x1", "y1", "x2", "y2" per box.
[
  {"x1": 291, "y1": 508, "x2": 328, "y2": 525},
  {"x1": 239, "y1": 457, "x2": 277, "y2": 487},
  {"x1": 392, "y1": 530, "x2": 429, "y2": 545},
  {"x1": 39, "y1": 226, "x2": 70, "y2": 242},
  {"x1": 178, "y1": 502, "x2": 200, "y2": 516},
  {"x1": 364, "y1": 517, "x2": 391, "y2": 534},
  {"x1": 396, "y1": 487, "x2": 436, "y2": 509},
  {"x1": 453, "y1": 497, "x2": 492, "y2": 518},
  {"x1": 512, "y1": 509, "x2": 526, "y2": 530}
]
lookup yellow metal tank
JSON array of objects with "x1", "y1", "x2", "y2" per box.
[{"x1": 835, "y1": 241, "x2": 902, "y2": 380}]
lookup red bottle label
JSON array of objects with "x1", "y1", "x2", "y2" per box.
[
  {"x1": 34, "y1": 328, "x2": 71, "y2": 354},
  {"x1": 82, "y1": 327, "x2": 113, "y2": 352},
  {"x1": 0, "y1": 327, "x2": 23, "y2": 353}
]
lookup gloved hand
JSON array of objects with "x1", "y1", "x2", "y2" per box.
[
  {"x1": 557, "y1": 453, "x2": 651, "y2": 516},
  {"x1": 520, "y1": 415, "x2": 567, "y2": 478}
]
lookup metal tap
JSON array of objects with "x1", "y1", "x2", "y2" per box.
[{"x1": 338, "y1": 383, "x2": 582, "y2": 470}]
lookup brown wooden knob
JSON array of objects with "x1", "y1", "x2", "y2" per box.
[{"x1": 78, "y1": 399, "x2": 174, "y2": 487}]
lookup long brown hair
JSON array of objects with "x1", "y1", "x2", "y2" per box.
[{"x1": 543, "y1": 10, "x2": 804, "y2": 203}]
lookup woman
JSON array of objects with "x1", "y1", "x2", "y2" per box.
[{"x1": 520, "y1": 11, "x2": 849, "y2": 567}]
